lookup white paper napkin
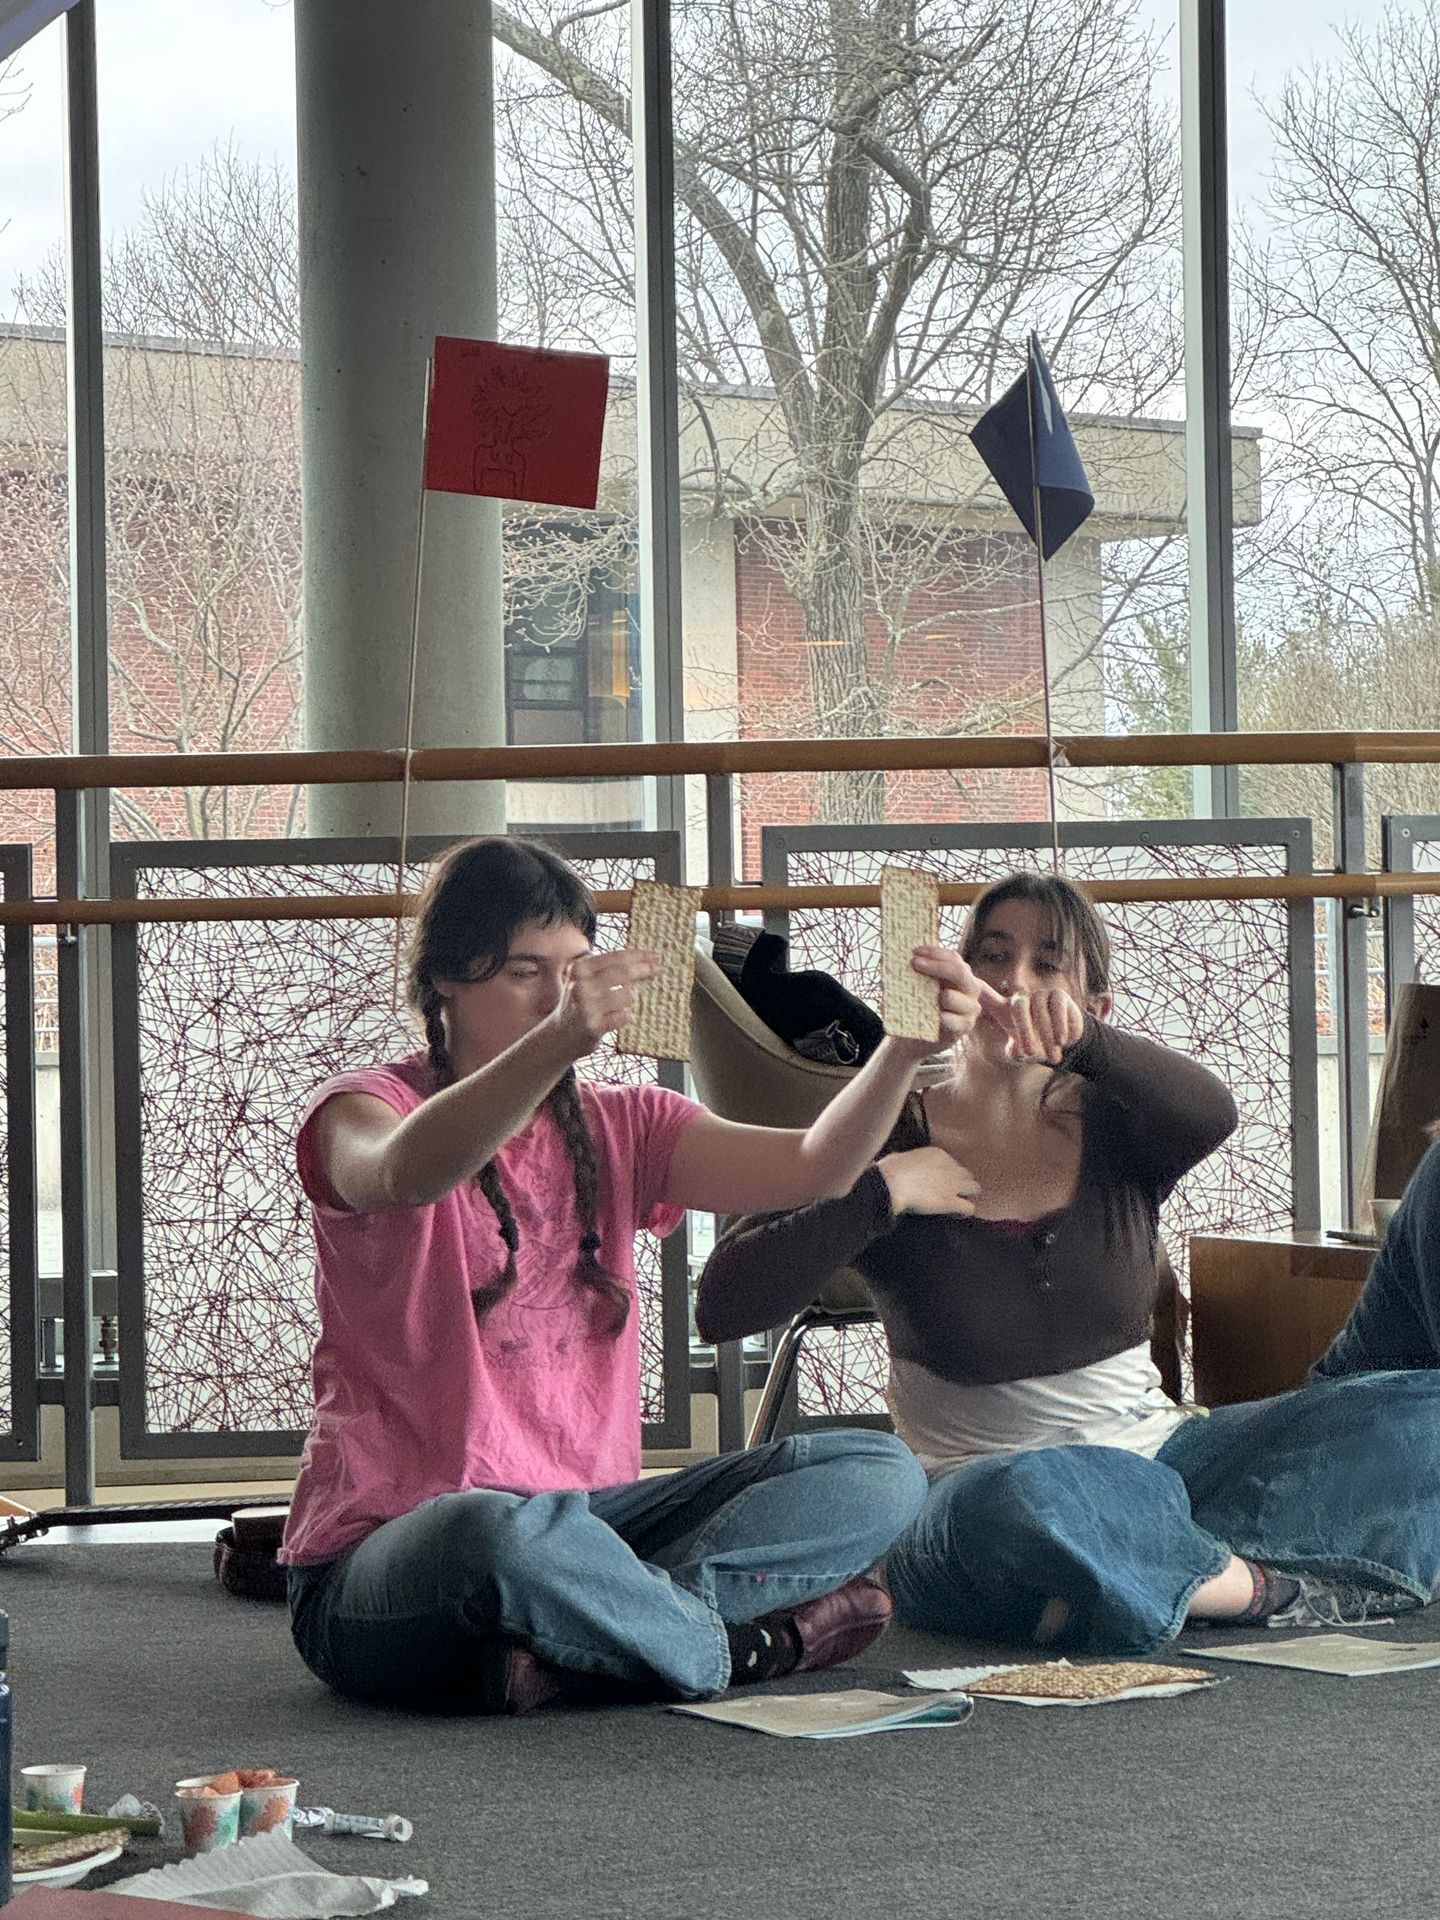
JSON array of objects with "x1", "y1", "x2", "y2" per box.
[{"x1": 108, "y1": 1829, "x2": 428, "y2": 1917}]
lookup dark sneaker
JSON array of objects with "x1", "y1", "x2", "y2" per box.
[
  {"x1": 756, "y1": 1574, "x2": 893, "y2": 1674},
  {"x1": 1264, "y1": 1577, "x2": 1420, "y2": 1631}
]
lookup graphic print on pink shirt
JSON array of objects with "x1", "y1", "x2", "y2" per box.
[{"x1": 281, "y1": 1058, "x2": 702, "y2": 1566}]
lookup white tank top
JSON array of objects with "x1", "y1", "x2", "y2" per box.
[{"x1": 885, "y1": 1341, "x2": 1198, "y2": 1478}]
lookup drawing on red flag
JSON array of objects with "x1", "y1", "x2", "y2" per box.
[{"x1": 423, "y1": 336, "x2": 610, "y2": 510}]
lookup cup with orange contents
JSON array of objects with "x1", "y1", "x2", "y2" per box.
[
  {"x1": 236, "y1": 1768, "x2": 299, "y2": 1840},
  {"x1": 175, "y1": 1772, "x2": 243, "y2": 1855}
]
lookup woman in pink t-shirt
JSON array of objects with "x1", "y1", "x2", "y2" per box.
[{"x1": 284, "y1": 836, "x2": 1001, "y2": 1714}]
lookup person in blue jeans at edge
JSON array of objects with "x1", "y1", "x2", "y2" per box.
[
  {"x1": 697, "y1": 869, "x2": 1440, "y2": 1657},
  {"x1": 281, "y1": 836, "x2": 1007, "y2": 1715}
]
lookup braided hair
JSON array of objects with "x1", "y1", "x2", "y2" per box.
[{"x1": 408, "y1": 837, "x2": 630, "y2": 1338}]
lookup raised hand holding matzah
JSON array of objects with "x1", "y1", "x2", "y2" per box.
[
  {"x1": 550, "y1": 948, "x2": 662, "y2": 1056},
  {"x1": 880, "y1": 867, "x2": 1007, "y2": 1057},
  {"x1": 906, "y1": 946, "x2": 1010, "y2": 1050}
]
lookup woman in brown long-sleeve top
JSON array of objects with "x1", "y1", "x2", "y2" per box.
[{"x1": 698, "y1": 871, "x2": 1440, "y2": 1656}]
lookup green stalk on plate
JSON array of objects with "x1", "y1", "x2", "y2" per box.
[{"x1": 13, "y1": 1807, "x2": 162, "y2": 1838}]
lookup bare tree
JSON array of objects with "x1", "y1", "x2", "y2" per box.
[
  {"x1": 1240, "y1": 610, "x2": 1440, "y2": 843},
  {"x1": 492, "y1": 0, "x2": 1182, "y2": 820}
]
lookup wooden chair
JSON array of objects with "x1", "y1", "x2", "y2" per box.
[{"x1": 689, "y1": 946, "x2": 1186, "y2": 1445}]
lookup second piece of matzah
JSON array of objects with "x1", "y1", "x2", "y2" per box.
[
  {"x1": 880, "y1": 865, "x2": 941, "y2": 1043},
  {"x1": 967, "y1": 1660, "x2": 1213, "y2": 1702},
  {"x1": 616, "y1": 881, "x2": 704, "y2": 1061}
]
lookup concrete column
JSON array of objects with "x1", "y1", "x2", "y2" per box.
[{"x1": 295, "y1": 0, "x2": 505, "y2": 838}]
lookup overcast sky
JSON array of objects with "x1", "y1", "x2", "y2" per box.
[
  {"x1": 1, "y1": 0, "x2": 296, "y2": 312},
  {"x1": 0, "y1": 0, "x2": 1389, "y2": 323}
]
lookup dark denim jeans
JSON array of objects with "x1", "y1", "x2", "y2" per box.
[
  {"x1": 885, "y1": 1145, "x2": 1440, "y2": 1657},
  {"x1": 288, "y1": 1429, "x2": 926, "y2": 1709}
]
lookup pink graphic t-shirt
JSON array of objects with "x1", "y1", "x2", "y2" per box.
[{"x1": 281, "y1": 1056, "x2": 703, "y2": 1566}]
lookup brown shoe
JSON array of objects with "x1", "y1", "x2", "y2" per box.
[
  {"x1": 213, "y1": 1526, "x2": 288, "y2": 1604},
  {"x1": 756, "y1": 1574, "x2": 893, "y2": 1674},
  {"x1": 479, "y1": 1639, "x2": 658, "y2": 1716}
]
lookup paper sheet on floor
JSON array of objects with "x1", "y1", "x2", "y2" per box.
[
  {"x1": 107, "y1": 1831, "x2": 427, "y2": 1917},
  {"x1": 1189, "y1": 1633, "x2": 1440, "y2": 1676},
  {"x1": 671, "y1": 1687, "x2": 974, "y2": 1737}
]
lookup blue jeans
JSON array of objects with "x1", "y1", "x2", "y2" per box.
[
  {"x1": 886, "y1": 1146, "x2": 1440, "y2": 1657},
  {"x1": 288, "y1": 1430, "x2": 926, "y2": 1709},
  {"x1": 1312, "y1": 1143, "x2": 1440, "y2": 1377}
]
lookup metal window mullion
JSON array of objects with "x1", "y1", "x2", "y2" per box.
[
  {"x1": 704, "y1": 770, "x2": 734, "y2": 939},
  {"x1": 1381, "y1": 817, "x2": 1416, "y2": 1013},
  {"x1": 1181, "y1": 0, "x2": 1239, "y2": 818},
  {"x1": 1333, "y1": 763, "x2": 1374, "y2": 1227},
  {"x1": 58, "y1": 0, "x2": 110, "y2": 1503},
  {"x1": 64, "y1": 0, "x2": 107, "y2": 767},
  {"x1": 63, "y1": 1, "x2": 117, "y2": 1307},
  {"x1": 632, "y1": 0, "x2": 686, "y2": 838}
]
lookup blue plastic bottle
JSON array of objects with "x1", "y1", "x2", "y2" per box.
[{"x1": 0, "y1": 1608, "x2": 11, "y2": 1906}]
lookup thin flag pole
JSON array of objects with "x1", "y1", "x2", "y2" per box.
[
  {"x1": 391, "y1": 356, "x2": 435, "y2": 1009},
  {"x1": 1025, "y1": 342, "x2": 1063, "y2": 875}
]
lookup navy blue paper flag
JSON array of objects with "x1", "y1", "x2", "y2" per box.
[{"x1": 968, "y1": 334, "x2": 1094, "y2": 561}]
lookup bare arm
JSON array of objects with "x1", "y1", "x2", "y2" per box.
[
  {"x1": 660, "y1": 1036, "x2": 926, "y2": 1214},
  {"x1": 312, "y1": 948, "x2": 660, "y2": 1212},
  {"x1": 662, "y1": 948, "x2": 1004, "y2": 1215}
]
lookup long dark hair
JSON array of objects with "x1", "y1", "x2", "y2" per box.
[
  {"x1": 959, "y1": 870, "x2": 1112, "y2": 1117},
  {"x1": 405, "y1": 836, "x2": 630, "y2": 1338},
  {"x1": 959, "y1": 869, "x2": 1112, "y2": 1004}
]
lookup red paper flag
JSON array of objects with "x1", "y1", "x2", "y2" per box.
[{"x1": 422, "y1": 336, "x2": 610, "y2": 510}]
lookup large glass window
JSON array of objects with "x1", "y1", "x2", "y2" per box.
[
  {"x1": 657, "y1": 0, "x2": 1188, "y2": 869},
  {"x1": 93, "y1": 0, "x2": 302, "y2": 842},
  {"x1": 492, "y1": 1, "x2": 643, "y2": 834},
  {"x1": 1231, "y1": 0, "x2": 1440, "y2": 832},
  {"x1": 0, "y1": 16, "x2": 70, "y2": 865},
  {"x1": 0, "y1": 17, "x2": 69, "y2": 1287},
  {"x1": 1227, "y1": 0, "x2": 1440, "y2": 1194}
]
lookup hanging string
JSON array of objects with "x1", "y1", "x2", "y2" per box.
[
  {"x1": 391, "y1": 359, "x2": 435, "y2": 1009},
  {"x1": 1031, "y1": 490, "x2": 1063, "y2": 876},
  {"x1": 1026, "y1": 353, "x2": 1063, "y2": 875}
]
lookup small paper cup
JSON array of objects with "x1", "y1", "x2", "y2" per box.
[
  {"x1": 21, "y1": 1763, "x2": 86, "y2": 1814},
  {"x1": 175, "y1": 1777, "x2": 242, "y2": 1855},
  {"x1": 238, "y1": 1772, "x2": 298, "y2": 1839}
]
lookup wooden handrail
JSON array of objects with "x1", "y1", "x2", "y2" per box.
[
  {"x1": 6, "y1": 730, "x2": 1440, "y2": 793},
  {"x1": 5, "y1": 869, "x2": 1438, "y2": 928}
]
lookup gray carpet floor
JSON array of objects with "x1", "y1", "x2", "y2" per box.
[{"x1": 4, "y1": 1542, "x2": 1439, "y2": 1919}]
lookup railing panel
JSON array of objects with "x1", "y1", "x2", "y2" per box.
[
  {"x1": 110, "y1": 832, "x2": 689, "y2": 1460},
  {"x1": 0, "y1": 846, "x2": 39, "y2": 1459},
  {"x1": 760, "y1": 821, "x2": 1319, "y2": 1422},
  {"x1": 1383, "y1": 817, "x2": 1440, "y2": 1000}
]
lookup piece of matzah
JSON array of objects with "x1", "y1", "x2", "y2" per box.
[
  {"x1": 616, "y1": 881, "x2": 703, "y2": 1061},
  {"x1": 967, "y1": 1660, "x2": 1212, "y2": 1701},
  {"x1": 880, "y1": 865, "x2": 941, "y2": 1043}
]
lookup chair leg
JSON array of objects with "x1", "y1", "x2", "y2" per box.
[{"x1": 746, "y1": 1316, "x2": 808, "y2": 1447}]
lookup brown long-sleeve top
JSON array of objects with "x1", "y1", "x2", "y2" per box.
[{"x1": 696, "y1": 1017, "x2": 1239, "y2": 1386}]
